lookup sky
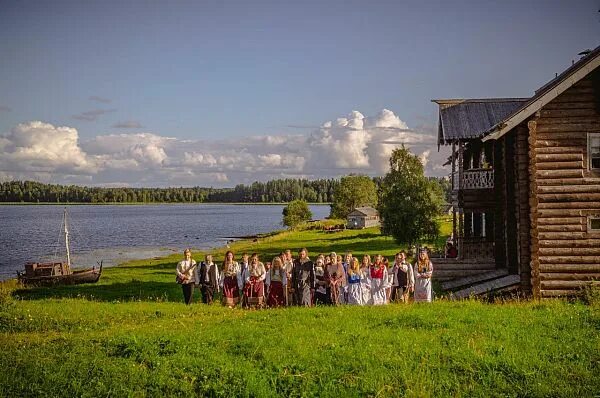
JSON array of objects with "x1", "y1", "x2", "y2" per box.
[{"x1": 0, "y1": 0, "x2": 598, "y2": 187}]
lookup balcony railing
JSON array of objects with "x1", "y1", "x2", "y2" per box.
[{"x1": 452, "y1": 168, "x2": 494, "y2": 190}]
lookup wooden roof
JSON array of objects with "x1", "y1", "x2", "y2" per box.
[
  {"x1": 432, "y1": 98, "x2": 529, "y2": 145},
  {"x1": 348, "y1": 207, "x2": 379, "y2": 217}
]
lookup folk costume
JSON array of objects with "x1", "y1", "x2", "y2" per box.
[
  {"x1": 392, "y1": 260, "x2": 414, "y2": 302},
  {"x1": 176, "y1": 258, "x2": 198, "y2": 305},
  {"x1": 266, "y1": 267, "x2": 287, "y2": 307},
  {"x1": 283, "y1": 259, "x2": 294, "y2": 305},
  {"x1": 199, "y1": 260, "x2": 219, "y2": 304},
  {"x1": 243, "y1": 261, "x2": 266, "y2": 308},
  {"x1": 369, "y1": 263, "x2": 388, "y2": 305},
  {"x1": 326, "y1": 261, "x2": 344, "y2": 305},
  {"x1": 359, "y1": 265, "x2": 372, "y2": 305},
  {"x1": 313, "y1": 261, "x2": 329, "y2": 305},
  {"x1": 414, "y1": 258, "x2": 433, "y2": 303},
  {"x1": 347, "y1": 268, "x2": 366, "y2": 305},
  {"x1": 221, "y1": 260, "x2": 241, "y2": 306},
  {"x1": 292, "y1": 257, "x2": 315, "y2": 306}
]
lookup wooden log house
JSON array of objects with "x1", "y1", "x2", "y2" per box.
[{"x1": 433, "y1": 46, "x2": 600, "y2": 298}]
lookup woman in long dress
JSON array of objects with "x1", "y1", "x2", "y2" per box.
[
  {"x1": 370, "y1": 254, "x2": 388, "y2": 305},
  {"x1": 221, "y1": 250, "x2": 241, "y2": 307},
  {"x1": 360, "y1": 255, "x2": 372, "y2": 305},
  {"x1": 413, "y1": 249, "x2": 433, "y2": 303},
  {"x1": 244, "y1": 253, "x2": 266, "y2": 308},
  {"x1": 347, "y1": 258, "x2": 366, "y2": 305},
  {"x1": 266, "y1": 256, "x2": 287, "y2": 307},
  {"x1": 313, "y1": 256, "x2": 329, "y2": 305}
]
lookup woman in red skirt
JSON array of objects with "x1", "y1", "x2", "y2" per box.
[
  {"x1": 266, "y1": 256, "x2": 287, "y2": 307},
  {"x1": 243, "y1": 253, "x2": 266, "y2": 309},
  {"x1": 221, "y1": 250, "x2": 241, "y2": 307}
]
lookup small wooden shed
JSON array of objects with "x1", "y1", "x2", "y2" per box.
[{"x1": 347, "y1": 207, "x2": 380, "y2": 229}]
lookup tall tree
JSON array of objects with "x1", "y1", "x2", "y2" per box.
[
  {"x1": 330, "y1": 175, "x2": 378, "y2": 219},
  {"x1": 378, "y1": 146, "x2": 444, "y2": 246},
  {"x1": 282, "y1": 199, "x2": 312, "y2": 228}
]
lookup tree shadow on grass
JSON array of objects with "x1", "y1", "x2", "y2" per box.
[{"x1": 12, "y1": 280, "x2": 193, "y2": 303}]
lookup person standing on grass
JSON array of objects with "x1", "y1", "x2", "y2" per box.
[
  {"x1": 313, "y1": 256, "x2": 329, "y2": 305},
  {"x1": 360, "y1": 255, "x2": 372, "y2": 305},
  {"x1": 243, "y1": 253, "x2": 266, "y2": 308},
  {"x1": 347, "y1": 258, "x2": 366, "y2": 305},
  {"x1": 341, "y1": 251, "x2": 353, "y2": 303},
  {"x1": 266, "y1": 256, "x2": 287, "y2": 307},
  {"x1": 292, "y1": 248, "x2": 315, "y2": 306},
  {"x1": 370, "y1": 254, "x2": 388, "y2": 305},
  {"x1": 325, "y1": 252, "x2": 344, "y2": 305},
  {"x1": 221, "y1": 250, "x2": 241, "y2": 307},
  {"x1": 392, "y1": 251, "x2": 414, "y2": 303},
  {"x1": 283, "y1": 249, "x2": 295, "y2": 306},
  {"x1": 176, "y1": 248, "x2": 198, "y2": 305},
  {"x1": 414, "y1": 248, "x2": 433, "y2": 303},
  {"x1": 199, "y1": 254, "x2": 219, "y2": 304}
]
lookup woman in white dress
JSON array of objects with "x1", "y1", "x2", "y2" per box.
[
  {"x1": 221, "y1": 250, "x2": 241, "y2": 307},
  {"x1": 346, "y1": 258, "x2": 366, "y2": 305},
  {"x1": 413, "y1": 249, "x2": 433, "y2": 303},
  {"x1": 360, "y1": 255, "x2": 372, "y2": 305},
  {"x1": 369, "y1": 254, "x2": 388, "y2": 305}
]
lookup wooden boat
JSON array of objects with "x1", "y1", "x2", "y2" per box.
[{"x1": 17, "y1": 208, "x2": 103, "y2": 286}]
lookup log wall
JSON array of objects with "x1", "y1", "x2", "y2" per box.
[{"x1": 528, "y1": 76, "x2": 600, "y2": 298}]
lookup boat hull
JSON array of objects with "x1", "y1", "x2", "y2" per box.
[{"x1": 18, "y1": 263, "x2": 102, "y2": 286}]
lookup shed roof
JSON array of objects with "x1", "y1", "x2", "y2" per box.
[
  {"x1": 483, "y1": 45, "x2": 600, "y2": 141},
  {"x1": 348, "y1": 207, "x2": 379, "y2": 217},
  {"x1": 432, "y1": 98, "x2": 529, "y2": 145}
]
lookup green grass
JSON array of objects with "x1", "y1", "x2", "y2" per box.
[{"x1": 1, "y1": 222, "x2": 599, "y2": 397}]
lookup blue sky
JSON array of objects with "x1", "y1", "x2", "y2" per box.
[{"x1": 0, "y1": 0, "x2": 598, "y2": 186}]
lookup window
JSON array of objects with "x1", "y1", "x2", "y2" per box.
[
  {"x1": 589, "y1": 133, "x2": 600, "y2": 170},
  {"x1": 589, "y1": 217, "x2": 600, "y2": 232}
]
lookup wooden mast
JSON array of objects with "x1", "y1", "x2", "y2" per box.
[{"x1": 64, "y1": 208, "x2": 71, "y2": 270}]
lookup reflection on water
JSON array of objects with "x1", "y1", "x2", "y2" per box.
[{"x1": 0, "y1": 204, "x2": 329, "y2": 280}]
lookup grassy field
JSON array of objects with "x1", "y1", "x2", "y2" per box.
[{"x1": 1, "y1": 222, "x2": 599, "y2": 397}]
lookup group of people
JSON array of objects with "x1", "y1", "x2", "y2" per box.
[{"x1": 175, "y1": 248, "x2": 434, "y2": 307}]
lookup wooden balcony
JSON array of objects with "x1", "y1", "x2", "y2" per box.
[
  {"x1": 452, "y1": 168, "x2": 494, "y2": 190},
  {"x1": 459, "y1": 237, "x2": 495, "y2": 260}
]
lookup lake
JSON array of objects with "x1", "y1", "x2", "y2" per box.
[{"x1": 0, "y1": 204, "x2": 330, "y2": 280}]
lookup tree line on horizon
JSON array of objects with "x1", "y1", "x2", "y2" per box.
[
  {"x1": 0, "y1": 175, "x2": 450, "y2": 205},
  {"x1": 0, "y1": 179, "x2": 341, "y2": 204}
]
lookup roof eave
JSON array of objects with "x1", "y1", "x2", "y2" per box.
[{"x1": 483, "y1": 51, "x2": 600, "y2": 142}]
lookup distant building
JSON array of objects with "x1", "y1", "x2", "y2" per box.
[{"x1": 347, "y1": 207, "x2": 380, "y2": 229}]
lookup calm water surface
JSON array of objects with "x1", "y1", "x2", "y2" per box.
[{"x1": 0, "y1": 204, "x2": 329, "y2": 280}]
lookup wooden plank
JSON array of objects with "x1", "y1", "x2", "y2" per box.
[
  {"x1": 534, "y1": 146, "x2": 584, "y2": 154},
  {"x1": 537, "y1": 224, "x2": 586, "y2": 232},
  {"x1": 537, "y1": 231, "x2": 588, "y2": 240},
  {"x1": 537, "y1": 185, "x2": 600, "y2": 194},
  {"x1": 539, "y1": 256, "x2": 600, "y2": 264},
  {"x1": 539, "y1": 272, "x2": 600, "y2": 281},
  {"x1": 433, "y1": 262, "x2": 496, "y2": 270},
  {"x1": 539, "y1": 108, "x2": 599, "y2": 118},
  {"x1": 538, "y1": 239, "x2": 600, "y2": 248},
  {"x1": 452, "y1": 275, "x2": 521, "y2": 299},
  {"x1": 540, "y1": 280, "x2": 595, "y2": 289},
  {"x1": 537, "y1": 217, "x2": 583, "y2": 225},
  {"x1": 538, "y1": 247, "x2": 600, "y2": 256},
  {"x1": 441, "y1": 269, "x2": 509, "y2": 291},
  {"x1": 535, "y1": 170, "x2": 583, "y2": 179},
  {"x1": 538, "y1": 193, "x2": 600, "y2": 202},
  {"x1": 536, "y1": 161, "x2": 583, "y2": 170},
  {"x1": 536, "y1": 153, "x2": 583, "y2": 162},
  {"x1": 537, "y1": 178, "x2": 599, "y2": 186},
  {"x1": 540, "y1": 289, "x2": 580, "y2": 297},
  {"x1": 539, "y1": 209, "x2": 598, "y2": 217},
  {"x1": 538, "y1": 202, "x2": 597, "y2": 209}
]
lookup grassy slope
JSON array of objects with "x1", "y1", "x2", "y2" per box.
[{"x1": 1, "y1": 221, "x2": 599, "y2": 397}]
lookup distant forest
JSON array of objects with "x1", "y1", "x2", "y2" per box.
[{"x1": 0, "y1": 177, "x2": 450, "y2": 204}]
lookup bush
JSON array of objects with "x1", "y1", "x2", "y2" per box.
[{"x1": 282, "y1": 200, "x2": 312, "y2": 228}]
